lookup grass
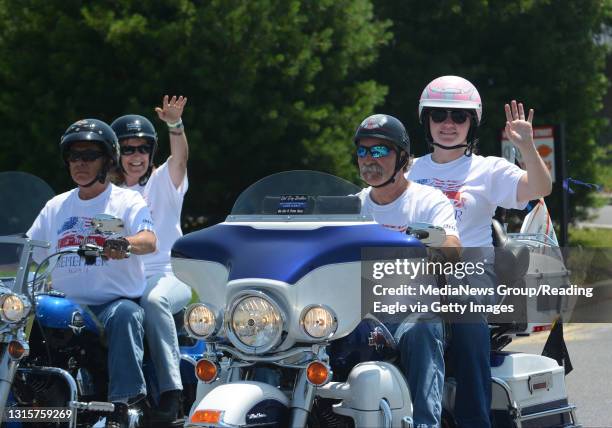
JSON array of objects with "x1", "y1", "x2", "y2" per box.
[{"x1": 569, "y1": 227, "x2": 612, "y2": 247}]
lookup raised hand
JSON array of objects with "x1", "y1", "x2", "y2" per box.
[
  {"x1": 504, "y1": 100, "x2": 535, "y2": 149},
  {"x1": 155, "y1": 95, "x2": 188, "y2": 125}
]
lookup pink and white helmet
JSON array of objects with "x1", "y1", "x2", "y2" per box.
[{"x1": 418, "y1": 75, "x2": 482, "y2": 124}]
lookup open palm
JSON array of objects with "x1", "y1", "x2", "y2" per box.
[{"x1": 504, "y1": 100, "x2": 534, "y2": 148}]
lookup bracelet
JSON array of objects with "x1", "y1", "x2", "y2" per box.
[
  {"x1": 167, "y1": 118, "x2": 183, "y2": 129},
  {"x1": 168, "y1": 129, "x2": 184, "y2": 136}
]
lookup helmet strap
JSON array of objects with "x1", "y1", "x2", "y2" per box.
[{"x1": 71, "y1": 158, "x2": 110, "y2": 188}]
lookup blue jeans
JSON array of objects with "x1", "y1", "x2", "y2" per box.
[
  {"x1": 395, "y1": 319, "x2": 445, "y2": 428},
  {"x1": 140, "y1": 273, "x2": 192, "y2": 394},
  {"x1": 88, "y1": 299, "x2": 146, "y2": 402},
  {"x1": 445, "y1": 266, "x2": 496, "y2": 428},
  {"x1": 447, "y1": 322, "x2": 491, "y2": 428}
]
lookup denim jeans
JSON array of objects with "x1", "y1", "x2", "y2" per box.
[
  {"x1": 447, "y1": 322, "x2": 491, "y2": 428},
  {"x1": 87, "y1": 299, "x2": 146, "y2": 402},
  {"x1": 395, "y1": 319, "x2": 445, "y2": 428},
  {"x1": 445, "y1": 265, "x2": 496, "y2": 428},
  {"x1": 140, "y1": 273, "x2": 192, "y2": 394}
]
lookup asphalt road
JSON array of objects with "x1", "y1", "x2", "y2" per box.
[
  {"x1": 506, "y1": 323, "x2": 612, "y2": 428},
  {"x1": 578, "y1": 200, "x2": 612, "y2": 229}
]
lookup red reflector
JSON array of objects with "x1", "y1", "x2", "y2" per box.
[{"x1": 532, "y1": 325, "x2": 552, "y2": 333}]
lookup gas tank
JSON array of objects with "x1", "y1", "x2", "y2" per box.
[{"x1": 35, "y1": 293, "x2": 101, "y2": 335}]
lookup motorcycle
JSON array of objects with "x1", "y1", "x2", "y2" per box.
[
  {"x1": 0, "y1": 171, "x2": 202, "y2": 427},
  {"x1": 171, "y1": 170, "x2": 580, "y2": 428}
]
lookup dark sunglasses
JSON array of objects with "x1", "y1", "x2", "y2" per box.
[
  {"x1": 356, "y1": 144, "x2": 392, "y2": 159},
  {"x1": 429, "y1": 109, "x2": 471, "y2": 124},
  {"x1": 65, "y1": 150, "x2": 105, "y2": 163},
  {"x1": 120, "y1": 144, "x2": 153, "y2": 156}
]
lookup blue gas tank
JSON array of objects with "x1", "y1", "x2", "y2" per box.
[{"x1": 35, "y1": 293, "x2": 101, "y2": 335}]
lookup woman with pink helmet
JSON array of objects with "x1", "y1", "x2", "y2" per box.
[{"x1": 407, "y1": 75, "x2": 552, "y2": 427}]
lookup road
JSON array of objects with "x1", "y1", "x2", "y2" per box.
[
  {"x1": 507, "y1": 323, "x2": 612, "y2": 427},
  {"x1": 578, "y1": 196, "x2": 612, "y2": 229}
]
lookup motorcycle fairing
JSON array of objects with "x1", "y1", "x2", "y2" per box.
[{"x1": 172, "y1": 222, "x2": 421, "y2": 284}]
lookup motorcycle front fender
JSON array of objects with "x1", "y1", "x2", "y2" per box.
[{"x1": 186, "y1": 381, "x2": 289, "y2": 427}]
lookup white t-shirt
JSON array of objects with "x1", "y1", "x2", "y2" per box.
[
  {"x1": 407, "y1": 154, "x2": 527, "y2": 247},
  {"x1": 357, "y1": 182, "x2": 459, "y2": 239},
  {"x1": 127, "y1": 160, "x2": 188, "y2": 276},
  {"x1": 27, "y1": 184, "x2": 155, "y2": 306}
]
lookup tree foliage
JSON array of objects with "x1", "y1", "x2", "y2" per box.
[
  {"x1": 0, "y1": 0, "x2": 390, "y2": 227},
  {"x1": 372, "y1": 0, "x2": 612, "y2": 222}
]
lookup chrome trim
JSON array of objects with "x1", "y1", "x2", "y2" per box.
[
  {"x1": 380, "y1": 398, "x2": 392, "y2": 428},
  {"x1": 289, "y1": 369, "x2": 315, "y2": 428},
  {"x1": 401, "y1": 416, "x2": 414, "y2": 428},
  {"x1": 217, "y1": 344, "x2": 314, "y2": 363},
  {"x1": 19, "y1": 366, "x2": 79, "y2": 428},
  {"x1": 224, "y1": 290, "x2": 287, "y2": 355},
  {"x1": 520, "y1": 404, "x2": 578, "y2": 422},
  {"x1": 299, "y1": 304, "x2": 338, "y2": 339},
  {"x1": 491, "y1": 377, "x2": 522, "y2": 425}
]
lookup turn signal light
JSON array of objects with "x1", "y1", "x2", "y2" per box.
[
  {"x1": 195, "y1": 359, "x2": 219, "y2": 383},
  {"x1": 7, "y1": 341, "x2": 27, "y2": 360},
  {"x1": 191, "y1": 409, "x2": 222, "y2": 423},
  {"x1": 306, "y1": 361, "x2": 330, "y2": 386}
]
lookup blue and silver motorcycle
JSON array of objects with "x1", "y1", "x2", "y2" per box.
[
  {"x1": 0, "y1": 171, "x2": 203, "y2": 427},
  {"x1": 173, "y1": 170, "x2": 581, "y2": 428}
]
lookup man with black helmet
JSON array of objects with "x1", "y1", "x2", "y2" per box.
[
  {"x1": 354, "y1": 113, "x2": 460, "y2": 428},
  {"x1": 111, "y1": 95, "x2": 190, "y2": 425},
  {"x1": 27, "y1": 118, "x2": 157, "y2": 427}
]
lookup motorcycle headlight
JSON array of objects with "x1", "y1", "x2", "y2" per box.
[
  {"x1": 227, "y1": 292, "x2": 285, "y2": 354},
  {"x1": 300, "y1": 305, "x2": 337, "y2": 339},
  {"x1": 0, "y1": 293, "x2": 29, "y2": 323},
  {"x1": 184, "y1": 304, "x2": 217, "y2": 338}
]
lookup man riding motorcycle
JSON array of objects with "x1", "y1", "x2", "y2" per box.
[
  {"x1": 26, "y1": 118, "x2": 157, "y2": 428},
  {"x1": 354, "y1": 113, "x2": 460, "y2": 428}
]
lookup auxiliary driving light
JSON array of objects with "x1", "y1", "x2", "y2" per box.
[
  {"x1": 184, "y1": 303, "x2": 216, "y2": 338},
  {"x1": 300, "y1": 305, "x2": 337, "y2": 339}
]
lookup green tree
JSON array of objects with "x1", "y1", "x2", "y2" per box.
[
  {"x1": 0, "y1": 0, "x2": 390, "y2": 227},
  {"x1": 372, "y1": 0, "x2": 612, "y2": 223}
]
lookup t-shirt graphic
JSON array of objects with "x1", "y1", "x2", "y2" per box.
[
  {"x1": 415, "y1": 178, "x2": 467, "y2": 221},
  {"x1": 57, "y1": 216, "x2": 107, "y2": 249}
]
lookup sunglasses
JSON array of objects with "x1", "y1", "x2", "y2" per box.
[
  {"x1": 356, "y1": 144, "x2": 392, "y2": 159},
  {"x1": 120, "y1": 144, "x2": 153, "y2": 156},
  {"x1": 429, "y1": 109, "x2": 471, "y2": 124},
  {"x1": 65, "y1": 150, "x2": 105, "y2": 163}
]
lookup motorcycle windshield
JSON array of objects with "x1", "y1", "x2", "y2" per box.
[
  {"x1": 228, "y1": 170, "x2": 365, "y2": 221},
  {"x1": 0, "y1": 171, "x2": 54, "y2": 290}
]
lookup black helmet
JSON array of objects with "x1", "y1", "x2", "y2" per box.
[
  {"x1": 60, "y1": 119, "x2": 119, "y2": 166},
  {"x1": 354, "y1": 114, "x2": 410, "y2": 154},
  {"x1": 60, "y1": 118, "x2": 119, "y2": 187},
  {"x1": 111, "y1": 114, "x2": 158, "y2": 185}
]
